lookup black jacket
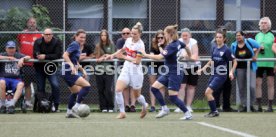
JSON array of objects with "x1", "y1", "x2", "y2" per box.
[{"x1": 33, "y1": 37, "x2": 62, "y2": 69}]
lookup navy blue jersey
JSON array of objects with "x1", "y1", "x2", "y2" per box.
[
  {"x1": 211, "y1": 44, "x2": 234, "y2": 75},
  {"x1": 161, "y1": 40, "x2": 185, "y2": 71},
  {"x1": 66, "y1": 41, "x2": 81, "y2": 66}
]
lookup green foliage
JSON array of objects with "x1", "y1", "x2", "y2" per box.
[{"x1": 32, "y1": 4, "x2": 52, "y2": 31}]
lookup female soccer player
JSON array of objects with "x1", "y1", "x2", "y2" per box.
[
  {"x1": 197, "y1": 30, "x2": 237, "y2": 117},
  {"x1": 62, "y1": 29, "x2": 91, "y2": 118},
  {"x1": 141, "y1": 25, "x2": 193, "y2": 120},
  {"x1": 105, "y1": 22, "x2": 148, "y2": 119}
]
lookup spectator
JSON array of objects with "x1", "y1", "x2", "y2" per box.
[
  {"x1": 175, "y1": 28, "x2": 201, "y2": 113},
  {"x1": 116, "y1": 28, "x2": 137, "y2": 112},
  {"x1": 231, "y1": 31, "x2": 260, "y2": 112},
  {"x1": 255, "y1": 17, "x2": 276, "y2": 112},
  {"x1": 17, "y1": 17, "x2": 42, "y2": 108},
  {"x1": 94, "y1": 29, "x2": 115, "y2": 113},
  {"x1": 148, "y1": 30, "x2": 166, "y2": 112},
  {"x1": 211, "y1": 27, "x2": 236, "y2": 112},
  {"x1": 78, "y1": 35, "x2": 95, "y2": 81},
  {"x1": 33, "y1": 28, "x2": 62, "y2": 112},
  {"x1": 0, "y1": 41, "x2": 30, "y2": 114}
]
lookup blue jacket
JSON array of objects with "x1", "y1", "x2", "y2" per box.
[{"x1": 231, "y1": 38, "x2": 260, "y2": 72}]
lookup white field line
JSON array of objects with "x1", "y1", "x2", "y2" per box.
[{"x1": 197, "y1": 122, "x2": 257, "y2": 137}]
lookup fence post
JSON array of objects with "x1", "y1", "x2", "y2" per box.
[
  {"x1": 113, "y1": 59, "x2": 118, "y2": 112},
  {"x1": 246, "y1": 60, "x2": 251, "y2": 112}
]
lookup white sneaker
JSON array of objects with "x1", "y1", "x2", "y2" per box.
[
  {"x1": 180, "y1": 111, "x2": 192, "y2": 120},
  {"x1": 102, "y1": 109, "x2": 108, "y2": 113},
  {"x1": 108, "y1": 110, "x2": 114, "y2": 113},
  {"x1": 72, "y1": 105, "x2": 79, "y2": 113},
  {"x1": 174, "y1": 108, "x2": 182, "y2": 113},
  {"x1": 156, "y1": 108, "x2": 170, "y2": 118},
  {"x1": 66, "y1": 112, "x2": 80, "y2": 118},
  {"x1": 187, "y1": 106, "x2": 193, "y2": 113},
  {"x1": 25, "y1": 101, "x2": 33, "y2": 108}
]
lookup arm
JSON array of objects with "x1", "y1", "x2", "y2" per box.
[
  {"x1": 229, "y1": 58, "x2": 237, "y2": 80},
  {"x1": 63, "y1": 52, "x2": 76, "y2": 74},
  {"x1": 189, "y1": 44, "x2": 199, "y2": 61},
  {"x1": 197, "y1": 60, "x2": 212, "y2": 74},
  {"x1": 33, "y1": 39, "x2": 40, "y2": 59},
  {"x1": 18, "y1": 55, "x2": 31, "y2": 68},
  {"x1": 141, "y1": 50, "x2": 164, "y2": 60},
  {"x1": 272, "y1": 43, "x2": 276, "y2": 54}
]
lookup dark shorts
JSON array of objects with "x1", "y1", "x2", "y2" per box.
[
  {"x1": 62, "y1": 71, "x2": 80, "y2": 87},
  {"x1": 208, "y1": 75, "x2": 227, "y2": 91},
  {"x1": 182, "y1": 67, "x2": 199, "y2": 86},
  {"x1": 157, "y1": 71, "x2": 183, "y2": 91},
  {"x1": 0, "y1": 78, "x2": 23, "y2": 93},
  {"x1": 256, "y1": 67, "x2": 274, "y2": 78},
  {"x1": 21, "y1": 66, "x2": 37, "y2": 86}
]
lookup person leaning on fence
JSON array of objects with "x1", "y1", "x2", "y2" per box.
[
  {"x1": 77, "y1": 33, "x2": 95, "y2": 81},
  {"x1": 17, "y1": 17, "x2": 42, "y2": 108},
  {"x1": 147, "y1": 30, "x2": 166, "y2": 112},
  {"x1": 255, "y1": 17, "x2": 276, "y2": 112},
  {"x1": 116, "y1": 27, "x2": 137, "y2": 112},
  {"x1": 231, "y1": 31, "x2": 260, "y2": 112},
  {"x1": 62, "y1": 29, "x2": 91, "y2": 118},
  {"x1": 174, "y1": 28, "x2": 201, "y2": 113},
  {"x1": 197, "y1": 30, "x2": 237, "y2": 117},
  {"x1": 0, "y1": 41, "x2": 31, "y2": 114},
  {"x1": 94, "y1": 29, "x2": 115, "y2": 113},
  {"x1": 140, "y1": 25, "x2": 193, "y2": 120},
  {"x1": 33, "y1": 28, "x2": 63, "y2": 112},
  {"x1": 105, "y1": 22, "x2": 148, "y2": 119}
]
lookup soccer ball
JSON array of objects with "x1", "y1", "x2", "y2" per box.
[{"x1": 77, "y1": 104, "x2": 90, "y2": 118}]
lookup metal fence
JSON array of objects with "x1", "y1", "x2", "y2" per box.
[{"x1": 0, "y1": 0, "x2": 275, "y2": 111}]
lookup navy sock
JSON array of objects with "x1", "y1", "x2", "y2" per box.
[
  {"x1": 208, "y1": 100, "x2": 217, "y2": 112},
  {"x1": 169, "y1": 95, "x2": 188, "y2": 113},
  {"x1": 68, "y1": 93, "x2": 77, "y2": 109},
  {"x1": 151, "y1": 87, "x2": 165, "y2": 106},
  {"x1": 77, "y1": 86, "x2": 90, "y2": 103}
]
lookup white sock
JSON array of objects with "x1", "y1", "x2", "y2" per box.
[
  {"x1": 67, "y1": 109, "x2": 72, "y2": 114},
  {"x1": 0, "y1": 99, "x2": 5, "y2": 107},
  {"x1": 162, "y1": 105, "x2": 168, "y2": 111},
  {"x1": 137, "y1": 95, "x2": 147, "y2": 108},
  {"x1": 115, "y1": 92, "x2": 125, "y2": 112},
  {"x1": 7, "y1": 99, "x2": 16, "y2": 107},
  {"x1": 25, "y1": 100, "x2": 32, "y2": 105},
  {"x1": 74, "y1": 103, "x2": 80, "y2": 108}
]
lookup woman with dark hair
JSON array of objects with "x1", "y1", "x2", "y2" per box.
[
  {"x1": 231, "y1": 30, "x2": 260, "y2": 112},
  {"x1": 148, "y1": 30, "x2": 166, "y2": 112},
  {"x1": 94, "y1": 29, "x2": 116, "y2": 112},
  {"x1": 197, "y1": 30, "x2": 237, "y2": 117}
]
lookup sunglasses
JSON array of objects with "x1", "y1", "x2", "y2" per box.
[
  {"x1": 122, "y1": 32, "x2": 130, "y2": 35},
  {"x1": 44, "y1": 33, "x2": 53, "y2": 36},
  {"x1": 157, "y1": 37, "x2": 164, "y2": 39}
]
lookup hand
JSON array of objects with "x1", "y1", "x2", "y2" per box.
[
  {"x1": 37, "y1": 54, "x2": 46, "y2": 60},
  {"x1": 139, "y1": 50, "x2": 146, "y2": 57},
  {"x1": 116, "y1": 53, "x2": 125, "y2": 59},
  {"x1": 70, "y1": 64, "x2": 77, "y2": 75},
  {"x1": 17, "y1": 58, "x2": 24, "y2": 68},
  {"x1": 196, "y1": 69, "x2": 202, "y2": 75},
  {"x1": 252, "y1": 56, "x2": 257, "y2": 62},
  {"x1": 260, "y1": 46, "x2": 264, "y2": 49},
  {"x1": 229, "y1": 72, "x2": 235, "y2": 81},
  {"x1": 96, "y1": 57, "x2": 104, "y2": 62},
  {"x1": 79, "y1": 54, "x2": 87, "y2": 60},
  {"x1": 82, "y1": 70, "x2": 87, "y2": 79},
  {"x1": 105, "y1": 54, "x2": 114, "y2": 60},
  {"x1": 7, "y1": 57, "x2": 16, "y2": 60}
]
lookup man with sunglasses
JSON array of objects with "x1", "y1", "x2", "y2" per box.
[
  {"x1": 33, "y1": 28, "x2": 63, "y2": 112},
  {"x1": 115, "y1": 28, "x2": 137, "y2": 112}
]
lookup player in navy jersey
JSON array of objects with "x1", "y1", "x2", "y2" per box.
[
  {"x1": 62, "y1": 29, "x2": 91, "y2": 118},
  {"x1": 140, "y1": 25, "x2": 193, "y2": 120},
  {"x1": 197, "y1": 30, "x2": 237, "y2": 117}
]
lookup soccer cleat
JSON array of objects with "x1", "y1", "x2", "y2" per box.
[
  {"x1": 102, "y1": 109, "x2": 108, "y2": 113},
  {"x1": 0, "y1": 106, "x2": 6, "y2": 114},
  {"x1": 108, "y1": 110, "x2": 114, "y2": 113},
  {"x1": 116, "y1": 112, "x2": 126, "y2": 119},
  {"x1": 125, "y1": 105, "x2": 130, "y2": 112},
  {"x1": 174, "y1": 108, "x2": 181, "y2": 113},
  {"x1": 140, "y1": 103, "x2": 148, "y2": 119},
  {"x1": 72, "y1": 105, "x2": 79, "y2": 114},
  {"x1": 149, "y1": 106, "x2": 156, "y2": 112},
  {"x1": 7, "y1": 105, "x2": 15, "y2": 114},
  {"x1": 180, "y1": 111, "x2": 193, "y2": 120},
  {"x1": 66, "y1": 112, "x2": 80, "y2": 118},
  {"x1": 265, "y1": 107, "x2": 273, "y2": 112},
  {"x1": 130, "y1": 105, "x2": 136, "y2": 112},
  {"x1": 204, "y1": 111, "x2": 219, "y2": 118},
  {"x1": 25, "y1": 101, "x2": 33, "y2": 108},
  {"x1": 156, "y1": 108, "x2": 170, "y2": 118}
]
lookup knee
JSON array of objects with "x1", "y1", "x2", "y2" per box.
[{"x1": 0, "y1": 80, "x2": 5, "y2": 86}]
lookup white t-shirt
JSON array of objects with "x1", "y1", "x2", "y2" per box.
[
  {"x1": 178, "y1": 38, "x2": 201, "y2": 68},
  {"x1": 122, "y1": 37, "x2": 144, "y2": 73}
]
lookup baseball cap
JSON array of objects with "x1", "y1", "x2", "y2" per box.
[{"x1": 6, "y1": 41, "x2": 16, "y2": 48}]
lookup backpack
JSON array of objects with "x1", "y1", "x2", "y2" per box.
[{"x1": 33, "y1": 92, "x2": 52, "y2": 113}]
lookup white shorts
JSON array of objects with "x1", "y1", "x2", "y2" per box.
[{"x1": 118, "y1": 66, "x2": 144, "y2": 89}]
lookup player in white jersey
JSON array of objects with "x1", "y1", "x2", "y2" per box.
[{"x1": 105, "y1": 22, "x2": 148, "y2": 119}]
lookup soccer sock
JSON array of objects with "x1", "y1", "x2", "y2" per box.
[
  {"x1": 169, "y1": 95, "x2": 188, "y2": 113},
  {"x1": 0, "y1": 99, "x2": 5, "y2": 107},
  {"x1": 151, "y1": 87, "x2": 165, "y2": 106},
  {"x1": 115, "y1": 92, "x2": 125, "y2": 112},
  {"x1": 137, "y1": 95, "x2": 147, "y2": 108},
  {"x1": 208, "y1": 100, "x2": 217, "y2": 112},
  {"x1": 268, "y1": 100, "x2": 273, "y2": 108},
  {"x1": 68, "y1": 93, "x2": 77, "y2": 109},
  {"x1": 77, "y1": 86, "x2": 90, "y2": 103},
  {"x1": 256, "y1": 98, "x2": 262, "y2": 108}
]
